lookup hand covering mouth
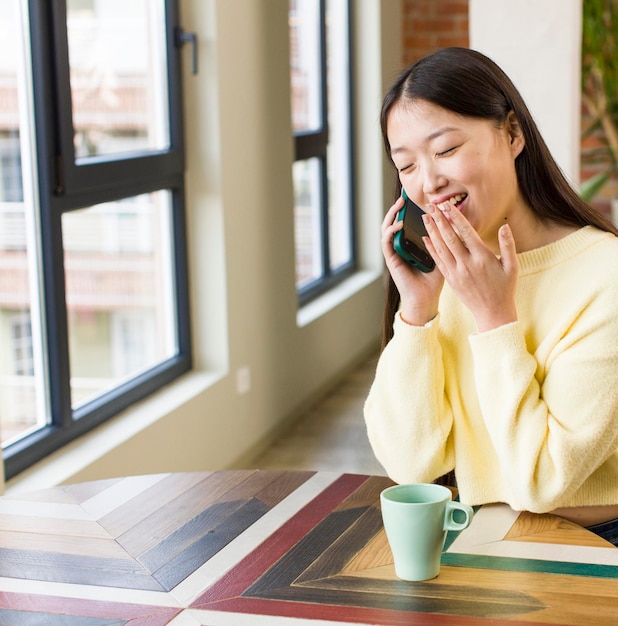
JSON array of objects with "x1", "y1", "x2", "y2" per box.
[{"x1": 433, "y1": 194, "x2": 467, "y2": 236}]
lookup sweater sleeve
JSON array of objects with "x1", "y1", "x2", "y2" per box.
[
  {"x1": 363, "y1": 313, "x2": 455, "y2": 484},
  {"x1": 469, "y1": 311, "x2": 618, "y2": 512}
]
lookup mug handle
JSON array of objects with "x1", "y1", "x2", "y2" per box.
[{"x1": 443, "y1": 501, "x2": 474, "y2": 531}]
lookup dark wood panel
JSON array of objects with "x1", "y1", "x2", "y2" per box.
[{"x1": 147, "y1": 497, "x2": 271, "y2": 590}]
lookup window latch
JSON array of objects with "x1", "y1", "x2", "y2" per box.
[{"x1": 175, "y1": 27, "x2": 198, "y2": 75}]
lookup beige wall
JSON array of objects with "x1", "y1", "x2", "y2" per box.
[
  {"x1": 4, "y1": 0, "x2": 400, "y2": 493},
  {"x1": 470, "y1": 0, "x2": 582, "y2": 185}
]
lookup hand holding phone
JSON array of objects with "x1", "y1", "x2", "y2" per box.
[{"x1": 393, "y1": 190, "x2": 436, "y2": 272}]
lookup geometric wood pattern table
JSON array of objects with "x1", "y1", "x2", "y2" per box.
[{"x1": 0, "y1": 470, "x2": 616, "y2": 625}]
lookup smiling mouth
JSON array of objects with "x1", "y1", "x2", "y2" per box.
[
  {"x1": 448, "y1": 193, "x2": 467, "y2": 208},
  {"x1": 436, "y1": 193, "x2": 467, "y2": 215}
]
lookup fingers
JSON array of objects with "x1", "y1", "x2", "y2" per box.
[
  {"x1": 498, "y1": 223, "x2": 518, "y2": 274},
  {"x1": 381, "y1": 196, "x2": 403, "y2": 233},
  {"x1": 421, "y1": 204, "x2": 466, "y2": 268},
  {"x1": 381, "y1": 197, "x2": 407, "y2": 264},
  {"x1": 432, "y1": 202, "x2": 481, "y2": 251},
  {"x1": 381, "y1": 196, "x2": 404, "y2": 231}
]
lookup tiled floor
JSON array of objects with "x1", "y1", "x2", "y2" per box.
[{"x1": 251, "y1": 353, "x2": 387, "y2": 477}]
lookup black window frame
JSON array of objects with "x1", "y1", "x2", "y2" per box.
[
  {"x1": 293, "y1": 0, "x2": 357, "y2": 306},
  {"x1": 4, "y1": 0, "x2": 192, "y2": 479}
]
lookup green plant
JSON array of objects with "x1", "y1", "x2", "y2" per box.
[{"x1": 580, "y1": 0, "x2": 618, "y2": 201}]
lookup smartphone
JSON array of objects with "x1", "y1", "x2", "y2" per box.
[{"x1": 393, "y1": 189, "x2": 436, "y2": 272}]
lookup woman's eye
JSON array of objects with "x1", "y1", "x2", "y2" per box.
[
  {"x1": 437, "y1": 146, "x2": 456, "y2": 157},
  {"x1": 398, "y1": 163, "x2": 415, "y2": 173}
]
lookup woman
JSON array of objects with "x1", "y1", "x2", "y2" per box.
[{"x1": 364, "y1": 47, "x2": 618, "y2": 545}]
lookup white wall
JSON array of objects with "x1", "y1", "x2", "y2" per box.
[
  {"x1": 470, "y1": 0, "x2": 582, "y2": 185},
  {"x1": 4, "y1": 0, "x2": 398, "y2": 494}
]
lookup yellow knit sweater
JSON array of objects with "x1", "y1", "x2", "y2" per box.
[{"x1": 364, "y1": 226, "x2": 618, "y2": 512}]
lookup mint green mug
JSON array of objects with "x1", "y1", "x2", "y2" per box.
[{"x1": 380, "y1": 483, "x2": 474, "y2": 581}]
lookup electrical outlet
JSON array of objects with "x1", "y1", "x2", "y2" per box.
[{"x1": 236, "y1": 367, "x2": 251, "y2": 395}]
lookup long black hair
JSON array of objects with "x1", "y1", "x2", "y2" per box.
[{"x1": 380, "y1": 47, "x2": 617, "y2": 349}]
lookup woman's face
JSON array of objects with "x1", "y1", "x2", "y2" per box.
[{"x1": 387, "y1": 99, "x2": 526, "y2": 247}]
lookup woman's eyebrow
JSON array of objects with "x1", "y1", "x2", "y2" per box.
[
  {"x1": 390, "y1": 126, "x2": 459, "y2": 157},
  {"x1": 426, "y1": 126, "x2": 459, "y2": 142}
]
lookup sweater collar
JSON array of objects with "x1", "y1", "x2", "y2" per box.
[{"x1": 516, "y1": 226, "x2": 614, "y2": 275}]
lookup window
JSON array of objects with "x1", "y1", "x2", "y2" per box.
[
  {"x1": 289, "y1": 0, "x2": 355, "y2": 304},
  {"x1": 0, "y1": 0, "x2": 191, "y2": 478}
]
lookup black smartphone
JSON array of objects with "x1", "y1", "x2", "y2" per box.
[{"x1": 393, "y1": 189, "x2": 436, "y2": 272}]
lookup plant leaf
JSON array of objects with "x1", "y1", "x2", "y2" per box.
[{"x1": 580, "y1": 171, "x2": 611, "y2": 201}]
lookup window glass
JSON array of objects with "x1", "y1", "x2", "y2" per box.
[
  {"x1": 326, "y1": 0, "x2": 352, "y2": 271},
  {"x1": 0, "y1": 0, "x2": 49, "y2": 447},
  {"x1": 62, "y1": 191, "x2": 177, "y2": 408},
  {"x1": 293, "y1": 158, "x2": 322, "y2": 287},
  {"x1": 67, "y1": 0, "x2": 170, "y2": 159},
  {"x1": 289, "y1": 0, "x2": 322, "y2": 132}
]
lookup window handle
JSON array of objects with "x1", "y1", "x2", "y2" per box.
[{"x1": 175, "y1": 27, "x2": 198, "y2": 75}]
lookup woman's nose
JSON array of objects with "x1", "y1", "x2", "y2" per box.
[{"x1": 421, "y1": 163, "x2": 447, "y2": 195}]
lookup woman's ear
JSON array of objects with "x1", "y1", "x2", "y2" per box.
[{"x1": 506, "y1": 110, "x2": 525, "y2": 157}]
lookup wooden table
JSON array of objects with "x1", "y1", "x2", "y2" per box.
[{"x1": 0, "y1": 470, "x2": 616, "y2": 625}]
